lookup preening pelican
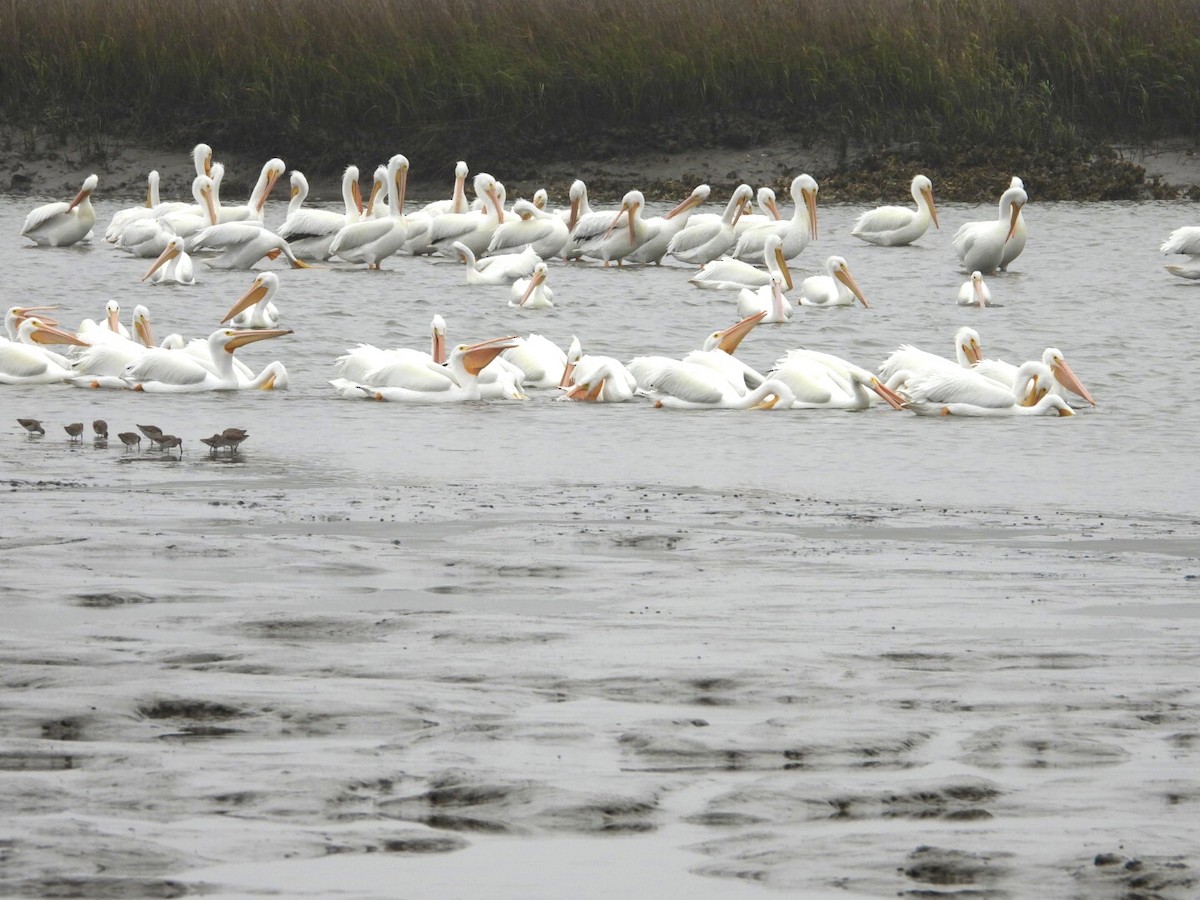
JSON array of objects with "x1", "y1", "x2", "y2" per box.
[
  {"x1": 973, "y1": 347, "x2": 1095, "y2": 407},
  {"x1": 733, "y1": 174, "x2": 818, "y2": 262},
  {"x1": 957, "y1": 271, "x2": 992, "y2": 307},
  {"x1": 142, "y1": 236, "x2": 196, "y2": 285},
  {"x1": 21, "y1": 174, "x2": 99, "y2": 247},
  {"x1": 0, "y1": 318, "x2": 89, "y2": 384},
  {"x1": 124, "y1": 327, "x2": 292, "y2": 392},
  {"x1": 559, "y1": 347, "x2": 639, "y2": 402},
  {"x1": 510, "y1": 263, "x2": 554, "y2": 307},
  {"x1": 768, "y1": 349, "x2": 905, "y2": 410},
  {"x1": 625, "y1": 184, "x2": 711, "y2": 265},
  {"x1": 690, "y1": 233, "x2": 793, "y2": 292},
  {"x1": 736, "y1": 272, "x2": 792, "y2": 322},
  {"x1": 851, "y1": 174, "x2": 939, "y2": 247},
  {"x1": 216, "y1": 158, "x2": 285, "y2": 223},
  {"x1": 188, "y1": 222, "x2": 311, "y2": 270},
  {"x1": 278, "y1": 167, "x2": 363, "y2": 260},
  {"x1": 797, "y1": 256, "x2": 870, "y2": 308},
  {"x1": 222, "y1": 272, "x2": 282, "y2": 328},
  {"x1": 901, "y1": 361, "x2": 1073, "y2": 417},
  {"x1": 333, "y1": 336, "x2": 518, "y2": 402},
  {"x1": 329, "y1": 155, "x2": 409, "y2": 268},
  {"x1": 487, "y1": 200, "x2": 570, "y2": 259},
  {"x1": 667, "y1": 184, "x2": 754, "y2": 265},
  {"x1": 1160, "y1": 225, "x2": 1200, "y2": 279},
  {"x1": 954, "y1": 184, "x2": 1027, "y2": 274},
  {"x1": 455, "y1": 242, "x2": 538, "y2": 284},
  {"x1": 879, "y1": 325, "x2": 983, "y2": 391},
  {"x1": 1000, "y1": 176, "x2": 1027, "y2": 270},
  {"x1": 428, "y1": 172, "x2": 504, "y2": 257}
]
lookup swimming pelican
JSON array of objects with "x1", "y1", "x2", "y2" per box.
[
  {"x1": 332, "y1": 315, "x2": 449, "y2": 388},
  {"x1": 568, "y1": 190, "x2": 650, "y2": 265},
  {"x1": 667, "y1": 184, "x2": 753, "y2": 265},
  {"x1": 487, "y1": 200, "x2": 570, "y2": 259},
  {"x1": 624, "y1": 184, "x2": 711, "y2": 265},
  {"x1": 1000, "y1": 176, "x2": 1027, "y2": 270},
  {"x1": 690, "y1": 233, "x2": 793, "y2": 292},
  {"x1": 797, "y1": 256, "x2": 870, "y2": 308},
  {"x1": 510, "y1": 263, "x2": 554, "y2": 308},
  {"x1": 222, "y1": 272, "x2": 282, "y2": 328},
  {"x1": 216, "y1": 158, "x2": 285, "y2": 223},
  {"x1": 736, "y1": 272, "x2": 792, "y2": 322},
  {"x1": 68, "y1": 306, "x2": 164, "y2": 388},
  {"x1": 901, "y1": 361, "x2": 1074, "y2": 417},
  {"x1": 77, "y1": 299, "x2": 131, "y2": 342},
  {"x1": 559, "y1": 346, "x2": 639, "y2": 402},
  {"x1": 428, "y1": 172, "x2": 505, "y2": 257},
  {"x1": 142, "y1": 236, "x2": 196, "y2": 285},
  {"x1": 187, "y1": 222, "x2": 312, "y2": 269},
  {"x1": 330, "y1": 155, "x2": 409, "y2": 268},
  {"x1": 156, "y1": 175, "x2": 220, "y2": 239},
  {"x1": 628, "y1": 312, "x2": 768, "y2": 396},
  {"x1": 277, "y1": 167, "x2": 363, "y2": 260},
  {"x1": 0, "y1": 318, "x2": 90, "y2": 384},
  {"x1": 956, "y1": 271, "x2": 992, "y2": 307},
  {"x1": 878, "y1": 326, "x2": 983, "y2": 391},
  {"x1": 645, "y1": 371, "x2": 796, "y2": 410},
  {"x1": 851, "y1": 174, "x2": 939, "y2": 247},
  {"x1": 454, "y1": 242, "x2": 538, "y2": 284},
  {"x1": 497, "y1": 334, "x2": 569, "y2": 388},
  {"x1": 973, "y1": 347, "x2": 1096, "y2": 407},
  {"x1": 114, "y1": 215, "x2": 175, "y2": 258},
  {"x1": 1160, "y1": 225, "x2": 1200, "y2": 279},
  {"x1": 333, "y1": 336, "x2": 518, "y2": 402},
  {"x1": 733, "y1": 174, "x2": 819, "y2": 262},
  {"x1": 421, "y1": 161, "x2": 471, "y2": 217},
  {"x1": 105, "y1": 171, "x2": 168, "y2": 242},
  {"x1": 124, "y1": 328, "x2": 292, "y2": 392},
  {"x1": 954, "y1": 184, "x2": 1027, "y2": 274},
  {"x1": 21, "y1": 174, "x2": 99, "y2": 247},
  {"x1": 767, "y1": 349, "x2": 906, "y2": 410},
  {"x1": 6, "y1": 305, "x2": 60, "y2": 341}
]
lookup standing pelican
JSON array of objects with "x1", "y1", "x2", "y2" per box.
[
  {"x1": 733, "y1": 174, "x2": 818, "y2": 262},
  {"x1": 21, "y1": 174, "x2": 99, "y2": 247},
  {"x1": 851, "y1": 174, "x2": 939, "y2": 247},
  {"x1": 277, "y1": 167, "x2": 363, "y2": 260},
  {"x1": 690, "y1": 233, "x2": 793, "y2": 291},
  {"x1": 124, "y1": 328, "x2": 292, "y2": 392},
  {"x1": 427, "y1": 172, "x2": 504, "y2": 258},
  {"x1": 222, "y1": 272, "x2": 282, "y2": 328},
  {"x1": 487, "y1": 200, "x2": 570, "y2": 259},
  {"x1": 667, "y1": 184, "x2": 754, "y2": 265},
  {"x1": 330, "y1": 155, "x2": 410, "y2": 268},
  {"x1": 568, "y1": 190, "x2": 650, "y2": 265},
  {"x1": 624, "y1": 184, "x2": 711, "y2": 265},
  {"x1": 797, "y1": 256, "x2": 870, "y2": 308},
  {"x1": 954, "y1": 184, "x2": 1027, "y2": 274}
]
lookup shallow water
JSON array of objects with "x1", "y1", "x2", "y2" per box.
[{"x1": 1, "y1": 191, "x2": 1198, "y2": 898}]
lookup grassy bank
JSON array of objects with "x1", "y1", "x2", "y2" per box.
[{"x1": 2, "y1": 0, "x2": 1199, "y2": 192}]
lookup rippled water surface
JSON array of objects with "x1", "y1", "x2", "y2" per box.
[{"x1": 2, "y1": 191, "x2": 1198, "y2": 898}]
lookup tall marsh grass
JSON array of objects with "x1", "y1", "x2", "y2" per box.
[{"x1": 2, "y1": 0, "x2": 1199, "y2": 175}]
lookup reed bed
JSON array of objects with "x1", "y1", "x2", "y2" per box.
[{"x1": 2, "y1": 0, "x2": 1199, "y2": 178}]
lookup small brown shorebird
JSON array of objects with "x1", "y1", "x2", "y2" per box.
[
  {"x1": 17, "y1": 418, "x2": 44, "y2": 437},
  {"x1": 137, "y1": 424, "x2": 163, "y2": 442},
  {"x1": 200, "y1": 434, "x2": 226, "y2": 455},
  {"x1": 93, "y1": 419, "x2": 108, "y2": 440},
  {"x1": 117, "y1": 432, "x2": 141, "y2": 451},
  {"x1": 64, "y1": 422, "x2": 84, "y2": 443},
  {"x1": 221, "y1": 428, "x2": 249, "y2": 453},
  {"x1": 159, "y1": 435, "x2": 183, "y2": 458}
]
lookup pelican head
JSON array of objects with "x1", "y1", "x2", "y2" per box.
[
  {"x1": 222, "y1": 272, "x2": 279, "y2": 324},
  {"x1": 954, "y1": 326, "x2": 983, "y2": 366},
  {"x1": 143, "y1": 235, "x2": 188, "y2": 282},
  {"x1": 1043, "y1": 348, "x2": 1095, "y2": 407},
  {"x1": 913, "y1": 174, "x2": 939, "y2": 228},
  {"x1": 829, "y1": 256, "x2": 868, "y2": 308},
  {"x1": 708, "y1": 310, "x2": 767, "y2": 354}
]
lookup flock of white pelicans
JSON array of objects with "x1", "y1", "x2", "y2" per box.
[{"x1": 6, "y1": 141, "x2": 1122, "y2": 415}]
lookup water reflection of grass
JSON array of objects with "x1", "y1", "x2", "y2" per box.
[{"x1": 2, "y1": 0, "x2": 1197, "y2": 175}]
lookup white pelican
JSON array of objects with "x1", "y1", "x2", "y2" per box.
[
  {"x1": 421, "y1": 160, "x2": 470, "y2": 217},
  {"x1": 114, "y1": 216, "x2": 175, "y2": 258},
  {"x1": 188, "y1": 222, "x2": 312, "y2": 269},
  {"x1": 956, "y1": 271, "x2": 992, "y2": 307},
  {"x1": 105, "y1": 171, "x2": 169, "y2": 242},
  {"x1": 222, "y1": 272, "x2": 282, "y2": 328},
  {"x1": 736, "y1": 272, "x2": 792, "y2": 322},
  {"x1": 454, "y1": 242, "x2": 538, "y2": 284},
  {"x1": 767, "y1": 349, "x2": 905, "y2": 410},
  {"x1": 733, "y1": 174, "x2": 818, "y2": 262},
  {"x1": 734, "y1": 187, "x2": 782, "y2": 235},
  {"x1": 628, "y1": 312, "x2": 768, "y2": 396},
  {"x1": 21, "y1": 174, "x2": 99, "y2": 247},
  {"x1": 667, "y1": 184, "x2": 753, "y2": 265},
  {"x1": 215, "y1": 158, "x2": 285, "y2": 223},
  {"x1": 330, "y1": 155, "x2": 410, "y2": 268},
  {"x1": 142, "y1": 236, "x2": 196, "y2": 285},
  {"x1": 157, "y1": 175, "x2": 220, "y2": 239},
  {"x1": 797, "y1": 256, "x2": 870, "y2": 308},
  {"x1": 333, "y1": 337, "x2": 518, "y2": 402},
  {"x1": 124, "y1": 328, "x2": 292, "y2": 392},
  {"x1": 68, "y1": 306, "x2": 163, "y2": 388},
  {"x1": 497, "y1": 333, "x2": 569, "y2": 388},
  {"x1": 364, "y1": 164, "x2": 388, "y2": 218},
  {"x1": 277, "y1": 167, "x2": 363, "y2": 260},
  {"x1": 879, "y1": 325, "x2": 983, "y2": 391},
  {"x1": 690, "y1": 233, "x2": 793, "y2": 292},
  {"x1": 78, "y1": 300, "x2": 131, "y2": 342},
  {"x1": 510, "y1": 263, "x2": 554, "y2": 308},
  {"x1": 851, "y1": 174, "x2": 939, "y2": 247},
  {"x1": 333, "y1": 316, "x2": 449, "y2": 388},
  {"x1": 624, "y1": 184, "x2": 711, "y2": 265},
  {"x1": 6, "y1": 305, "x2": 60, "y2": 341},
  {"x1": 557, "y1": 179, "x2": 594, "y2": 233},
  {"x1": 560, "y1": 348, "x2": 639, "y2": 402},
  {"x1": 645, "y1": 370, "x2": 796, "y2": 410},
  {"x1": 1000, "y1": 176, "x2": 1027, "y2": 270},
  {"x1": 954, "y1": 184, "x2": 1027, "y2": 274},
  {"x1": 901, "y1": 361, "x2": 1073, "y2": 417},
  {"x1": 428, "y1": 172, "x2": 504, "y2": 257},
  {"x1": 0, "y1": 318, "x2": 89, "y2": 384},
  {"x1": 1160, "y1": 225, "x2": 1200, "y2": 279},
  {"x1": 568, "y1": 189, "x2": 650, "y2": 265},
  {"x1": 487, "y1": 199, "x2": 569, "y2": 259},
  {"x1": 973, "y1": 347, "x2": 1095, "y2": 407}
]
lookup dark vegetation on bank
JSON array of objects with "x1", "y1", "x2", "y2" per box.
[{"x1": 2, "y1": 0, "x2": 1199, "y2": 201}]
